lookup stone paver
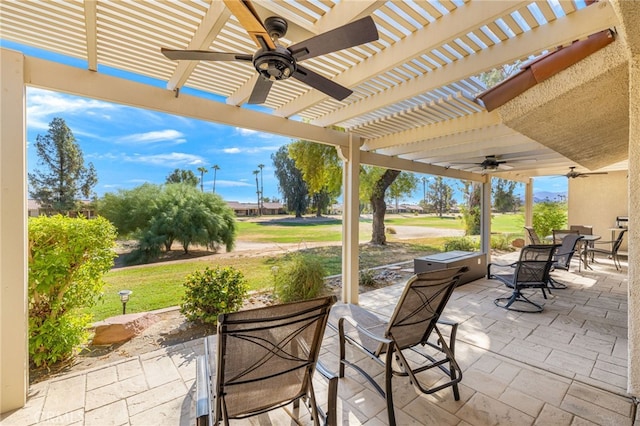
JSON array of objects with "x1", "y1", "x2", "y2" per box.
[{"x1": 1, "y1": 255, "x2": 635, "y2": 426}]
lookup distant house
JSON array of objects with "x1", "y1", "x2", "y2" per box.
[
  {"x1": 27, "y1": 199, "x2": 96, "y2": 218},
  {"x1": 226, "y1": 201, "x2": 285, "y2": 216}
]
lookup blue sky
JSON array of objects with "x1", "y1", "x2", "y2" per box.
[{"x1": 10, "y1": 40, "x2": 566, "y2": 204}]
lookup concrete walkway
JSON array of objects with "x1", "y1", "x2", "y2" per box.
[{"x1": 1, "y1": 255, "x2": 637, "y2": 425}]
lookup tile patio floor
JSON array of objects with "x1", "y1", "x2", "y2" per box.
[{"x1": 2, "y1": 254, "x2": 637, "y2": 425}]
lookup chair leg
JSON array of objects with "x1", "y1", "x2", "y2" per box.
[{"x1": 384, "y1": 350, "x2": 396, "y2": 426}]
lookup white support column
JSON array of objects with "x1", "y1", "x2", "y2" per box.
[
  {"x1": 339, "y1": 135, "x2": 360, "y2": 304},
  {"x1": 0, "y1": 48, "x2": 28, "y2": 413},
  {"x1": 524, "y1": 178, "x2": 533, "y2": 226},
  {"x1": 627, "y1": 52, "x2": 640, "y2": 397},
  {"x1": 480, "y1": 177, "x2": 492, "y2": 261}
]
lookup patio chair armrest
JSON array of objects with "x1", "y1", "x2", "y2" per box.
[
  {"x1": 436, "y1": 318, "x2": 459, "y2": 354},
  {"x1": 487, "y1": 261, "x2": 516, "y2": 278},
  {"x1": 338, "y1": 315, "x2": 392, "y2": 346},
  {"x1": 592, "y1": 240, "x2": 615, "y2": 245},
  {"x1": 195, "y1": 354, "x2": 212, "y2": 426},
  {"x1": 315, "y1": 361, "x2": 338, "y2": 426}
]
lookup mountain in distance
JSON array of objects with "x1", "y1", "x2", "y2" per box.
[{"x1": 532, "y1": 191, "x2": 567, "y2": 203}]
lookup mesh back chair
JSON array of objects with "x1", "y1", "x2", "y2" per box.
[
  {"x1": 488, "y1": 245, "x2": 557, "y2": 313},
  {"x1": 548, "y1": 234, "x2": 583, "y2": 289},
  {"x1": 552, "y1": 229, "x2": 579, "y2": 244},
  {"x1": 524, "y1": 226, "x2": 543, "y2": 245},
  {"x1": 330, "y1": 266, "x2": 468, "y2": 426},
  {"x1": 570, "y1": 225, "x2": 594, "y2": 262},
  {"x1": 196, "y1": 296, "x2": 337, "y2": 426},
  {"x1": 586, "y1": 228, "x2": 627, "y2": 270}
]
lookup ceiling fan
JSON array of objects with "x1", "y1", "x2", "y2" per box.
[
  {"x1": 564, "y1": 166, "x2": 608, "y2": 178},
  {"x1": 161, "y1": 0, "x2": 379, "y2": 104},
  {"x1": 450, "y1": 155, "x2": 527, "y2": 174}
]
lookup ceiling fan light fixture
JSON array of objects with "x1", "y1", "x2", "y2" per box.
[{"x1": 253, "y1": 47, "x2": 297, "y2": 81}]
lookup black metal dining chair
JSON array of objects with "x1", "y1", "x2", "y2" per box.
[{"x1": 586, "y1": 229, "x2": 627, "y2": 270}]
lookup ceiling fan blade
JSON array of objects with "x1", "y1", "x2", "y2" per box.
[
  {"x1": 161, "y1": 48, "x2": 252, "y2": 62},
  {"x1": 497, "y1": 164, "x2": 514, "y2": 170},
  {"x1": 223, "y1": 0, "x2": 276, "y2": 49},
  {"x1": 248, "y1": 77, "x2": 273, "y2": 104},
  {"x1": 289, "y1": 16, "x2": 378, "y2": 61},
  {"x1": 293, "y1": 65, "x2": 352, "y2": 101},
  {"x1": 582, "y1": 172, "x2": 609, "y2": 176}
]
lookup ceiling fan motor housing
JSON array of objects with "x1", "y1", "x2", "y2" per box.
[{"x1": 253, "y1": 46, "x2": 297, "y2": 81}]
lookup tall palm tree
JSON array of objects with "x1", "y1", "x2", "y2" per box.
[
  {"x1": 258, "y1": 163, "x2": 265, "y2": 214},
  {"x1": 197, "y1": 166, "x2": 208, "y2": 192},
  {"x1": 253, "y1": 169, "x2": 260, "y2": 216},
  {"x1": 211, "y1": 164, "x2": 220, "y2": 193}
]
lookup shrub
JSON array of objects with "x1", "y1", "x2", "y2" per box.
[
  {"x1": 180, "y1": 266, "x2": 247, "y2": 325},
  {"x1": 29, "y1": 215, "x2": 117, "y2": 367},
  {"x1": 359, "y1": 268, "x2": 377, "y2": 287},
  {"x1": 532, "y1": 201, "x2": 567, "y2": 239},
  {"x1": 491, "y1": 233, "x2": 515, "y2": 251},
  {"x1": 443, "y1": 236, "x2": 479, "y2": 252},
  {"x1": 273, "y1": 253, "x2": 326, "y2": 303}
]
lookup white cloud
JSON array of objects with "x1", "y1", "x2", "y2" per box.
[
  {"x1": 214, "y1": 180, "x2": 253, "y2": 188},
  {"x1": 27, "y1": 88, "x2": 115, "y2": 130},
  {"x1": 221, "y1": 145, "x2": 282, "y2": 154},
  {"x1": 116, "y1": 130, "x2": 186, "y2": 145},
  {"x1": 124, "y1": 152, "x2": 205, "y2": 167}
]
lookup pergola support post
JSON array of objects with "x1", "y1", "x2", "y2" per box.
[
  {"x1": 480, "y1": 177, "x2": 491, "y2": 262},
  {"x1": 524, "y1": 178, "x2": 533, "y2": 226},
  {"x1": 0, "y1": 48, "x2": 29, "y2": 413},
  {"x1": 339, "y1": 135, "x2": 360, "y2": 304}
]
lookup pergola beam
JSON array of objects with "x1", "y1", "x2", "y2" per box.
[
  {"x1": 83, "y1": 0, "x2": 98, "y2": 71},
  {"x1": 312, "y1": 2, "x2": 618, "y2": 127}
]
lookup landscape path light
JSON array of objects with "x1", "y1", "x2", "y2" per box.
[{"x1": 118, "y1": 290, "x2": 132, "y2": 315}]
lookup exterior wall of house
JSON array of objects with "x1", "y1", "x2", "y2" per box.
[{"x1": 567, "y1": 171, "x2": 629, "y2": 251}]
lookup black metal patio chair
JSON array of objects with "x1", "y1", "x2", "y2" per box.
[
  {"x1": 195, "y1": 295, "x2": 337, "y2": 426},
  {"x1": 488, "y1": 244, "x2": 557, "y2": 313},
  {"x1": 330, "y1": 266, "x2": 468, "y2": 426},
  {"x1": 524, "y1": 226, "x2": 543, "y2": 245},
  {"x1": 586, "y1": 228, "x2": 627, "y2": 270},
  {"x1": 548, "y1": 234, "x2": 583, "y2": 289}
]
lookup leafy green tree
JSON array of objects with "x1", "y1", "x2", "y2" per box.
[
  {"x1": 532, "y1": 201, "x2": 567, "y2": 239},
  {"x1": 272, "y1": 146, "x2": 309, "y2": 217},
  {"x1": 460, "y1": 181, "x2": 481, "y2": 235},
  {"x1": 428, "y1": 177, "x2": 454, "y2": 217},
  {"x1": 360, "y1": 167, "x2": 417, "y2": 244},
  {"x1": 98, "y1": 183, "x2": 161, "y2": 237},
  {"x1": 479, "y1": 61, "x2": 521, "y2": 89},
  {"x1": 166, "y1": 168, "x2": 198, "y2": 186},
  {"x1": 492, "y1": 178, "x2": 521, "y2": 213},
  {"x1": 289, "y1": 140, "x2": 342, "y2": 216},
  {"x1": 388, "y1": 172, "x2": 419, "y2": 210},
  {"x1": 28, "y1": 117, "x2": 98, "y2": 214},
  {"x1": 28, "y1": 215, "x2": 117, "y2": 366},
  {"x1": 99, "y1": 183, "x2": 236, "y2": 260}
]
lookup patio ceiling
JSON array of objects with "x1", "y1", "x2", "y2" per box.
[{"x1": 0, "y1": 0, "x2": 630, "y2": 181}]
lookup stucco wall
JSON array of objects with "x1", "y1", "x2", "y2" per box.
[{"x1": 567, "y1": 171, "x2": 628, "y2": 251}]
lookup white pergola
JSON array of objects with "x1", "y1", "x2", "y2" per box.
[{"x1": 1, "y1": 0, "x2": 638, "y2": 413}]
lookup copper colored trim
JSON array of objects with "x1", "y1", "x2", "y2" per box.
[{"x1": 477, "y1": 30, "x2": 614, "y2": 112}]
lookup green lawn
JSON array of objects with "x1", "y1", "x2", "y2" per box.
[{"x1": 89, "y1": 213, "x2": 524, "y2": 321}]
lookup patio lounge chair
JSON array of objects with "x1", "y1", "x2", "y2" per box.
[
  {"x1": 586, "y1": 228, "x2": 627, "y2": 270},
  {"x1": 548, "y1": 234, "x2": 584, "y2": 289},
  {"x1": 489, "y1": 244, "x2": 557, "y2": 313},
  {"x1": 331, "y1": 266, "x2": 468, "y2": 426},
  {"x1": 195, "y1": 295, "x2": 337, "y2": 426}
]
